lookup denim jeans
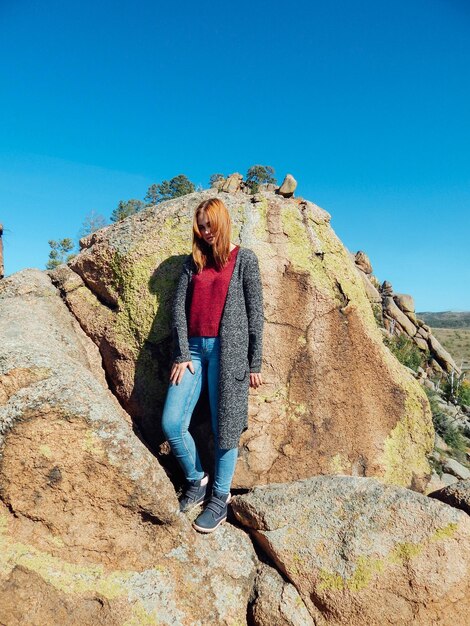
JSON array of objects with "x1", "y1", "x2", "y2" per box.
[{"x1": 161, "y1": 336, "x2": 238, "y2": 494}]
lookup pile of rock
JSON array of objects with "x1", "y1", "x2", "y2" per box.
[
  {"x1": 213, "y1": 172, "x2": 298, "y2": 198},
  {"x1": 351, "y1": 249, "x2": 460, "y2": 375}
]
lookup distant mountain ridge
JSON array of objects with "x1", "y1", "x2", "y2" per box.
[{"x1": 417, "y1": 311, "x2": 470, "y2": 329}]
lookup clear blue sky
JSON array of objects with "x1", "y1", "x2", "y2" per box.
[{"x1": 1, "y1": 0, "x2": 469, "y2": 311}]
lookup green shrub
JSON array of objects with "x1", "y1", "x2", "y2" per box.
[
  {"x1": 245, "y1": 165, "x2": 277, "y2": 194},
  {"x1": 441, "y1": 373, "x2": 470, "y2": 407},
  {"x1": 383, "y1": 333, "x2": 427, "y2": 371},
  {"x1": 372, "y1": 303, "x2": 384, "y2": 328},
  {"x1": 424, "y1": 387, "x2": 470, "y2": 466},
  {"x1": 424, "y1": 387, "x2": 448, "y2": 437},
  {"x1": 428, "y1": 455, "x2": 445, "y2": 477}
]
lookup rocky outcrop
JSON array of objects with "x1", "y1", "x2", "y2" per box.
[
  {"x1": 352, "y1": 252, "x2": 460, "y2": 375},
  {"x1": 383, "y1": 295, "x2": 418, "y2": 336},
  {"x1": 0, "y1": 269, "x2": 257, "y2": 625},
  {"x1": 354, "y1": 251, "x2": 372, "y2": 274},
  {"x1": 429, "y1": 479, "x2": 470, "y2": 515},
  {"x1": 220, "y1": 172, "x2": 244, "y2": 193},
  {"x1": 351, "y1": 250, "x2": 470, "y2": 486},
  {"x1": 233, "y1": 476, "x2": 470, "y2": 626},
  {"x1": 49, "y1": 189, "x2": 434, "y2": 490},
  {"x1": 212, "y1": 171, "x2": 293, "y2": 196},
  {"x1": 1, "y1": 180, "x2": 468, "y2": 624}
]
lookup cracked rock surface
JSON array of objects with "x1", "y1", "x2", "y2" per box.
[
  {"x1": 232, "y1": 476, "x2": 470, "y2": 626},
  {"x1": 0, "y1": 269, "x2": 257, "y2": 625}
]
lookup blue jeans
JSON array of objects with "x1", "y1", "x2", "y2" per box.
[{"x1": 161, "y1": 336, "x2": 238, "y2": 494}]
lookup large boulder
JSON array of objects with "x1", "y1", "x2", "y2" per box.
[
  {"x1": 277, "y1": 174, "x2": 297, "y2": 198},
  {"x1": 443, "y1": 458, "x2": 470, "y2": 480},
  {"x1": 429, "y1": 479, "x2": 470, "y2": 515},
  {"x1": 0, "y1": 270, "x2": 257, "y2": 625},
  {"x1": 356, "y1": 267, "x2": 382, "y2": 304},
  {"x1": 429, "y1": 334, "x2": 460, "y2": 374},
  {"x1": 354, "y1": 250, "x2": 372, "y2": 274},
  {"x1": 383, "y1": 295, "x2": 418, "y2": 336},
  {"x1": 394, "y1": 293, "x2": 415, "y2": 313},
  {"x1": 50, "y1": 189, "x2": 434, "y2": 489},
  {"x1": 232, "y1": 476, "x2": 470, "y2": 626}
]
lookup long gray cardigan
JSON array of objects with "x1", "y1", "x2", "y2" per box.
[{"x1": 171, "y1": 246, "x2": 264, "y2": 449}]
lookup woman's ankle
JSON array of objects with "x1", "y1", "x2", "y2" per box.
[{"x1": 187, "y1": 471, "x2": 207, "y2": 484}]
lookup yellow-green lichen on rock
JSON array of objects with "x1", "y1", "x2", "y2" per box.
[
  {"x1": 318, "y1": 555, "x2": 385, "y2": 593},
  {"x1": 329, "y1": 453, "x2": 352, "y2": 475},
  {"x1": 316, "y1": 525, "x2": 457, "y2": 595},
  {"x1": 82, "y1": 429, "x2": 107, "y2": 459},
  {"x1": 381, "y1": 376, "x2": 434, "y2": 487},
  {"x1": 280, "y1": 203, "x2": 335, "y2": 297},
  {"x1": 280, "y1": 201, "x2": 380, "y2": 337},
  {"x1": 0, "y1": 512, "x2": 132, "y2": 600},
  {"x1": 253, "y1": 195, "x2": 269, "y2": 241},
  {"x1": 0, "y1": 509, "x2": 227, "y2": 626},
  {"x1": 109, "y1": 214, "x2": 193, "y2": 353},
  {"x1": 431, "y1": 522, "x2": 458, "y2": 541}
]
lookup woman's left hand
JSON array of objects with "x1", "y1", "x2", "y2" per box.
[{"x1": 249, "y1": 372, "x2": 263, "y2": 389}]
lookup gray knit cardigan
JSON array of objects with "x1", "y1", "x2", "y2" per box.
[{"x1": 171, "y1": 246, "x2": 264, "y2": 449}]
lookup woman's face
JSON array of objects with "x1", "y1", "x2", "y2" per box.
[{"x1": 197, "y1": 211, "x2": 215, "y2": 245}]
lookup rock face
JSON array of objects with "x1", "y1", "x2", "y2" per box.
[
  {"x1": 50, "y1": 189, "x2": 434, "y2": 489},
  {"x1": 0, "y1": 184, "x2": 467, "y2": 624},
  {"x1": 232, "y1": 476, "x2": 470, "y2": 626},
  {"x1": 0, "y1": 269, "x2": 257, "y2": 625}
]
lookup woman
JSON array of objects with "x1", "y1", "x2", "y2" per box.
[{"x1": 161, "y1": 197, "x2": 264, "y2": 533}]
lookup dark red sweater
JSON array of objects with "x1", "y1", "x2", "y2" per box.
[{"x1": 188, "y1": 246, "x2": 240, "y2": 337}]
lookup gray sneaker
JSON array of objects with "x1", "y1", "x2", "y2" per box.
[
  {"x1": 192, "y1": 490, "x2": 231, "y2": 533},
  {"x1": 179, "y1": 473, "x2": 210, "y2": 513}
]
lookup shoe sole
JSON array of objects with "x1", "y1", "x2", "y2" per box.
[{"x1": 192, "y1": 516, "x2": 227, "y2": 533}]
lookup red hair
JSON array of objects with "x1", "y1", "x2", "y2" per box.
[{"x1": 192, "y1": 198, "x2": 232, "y2": 273}]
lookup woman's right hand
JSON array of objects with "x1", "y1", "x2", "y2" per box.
[{"x1": 169, "y1": 360, "x2": 195, "y2": 385}]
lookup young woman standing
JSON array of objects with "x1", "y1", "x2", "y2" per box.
[{"x1": 161, "y1": 197, "x2": 264, "y2": 533}]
